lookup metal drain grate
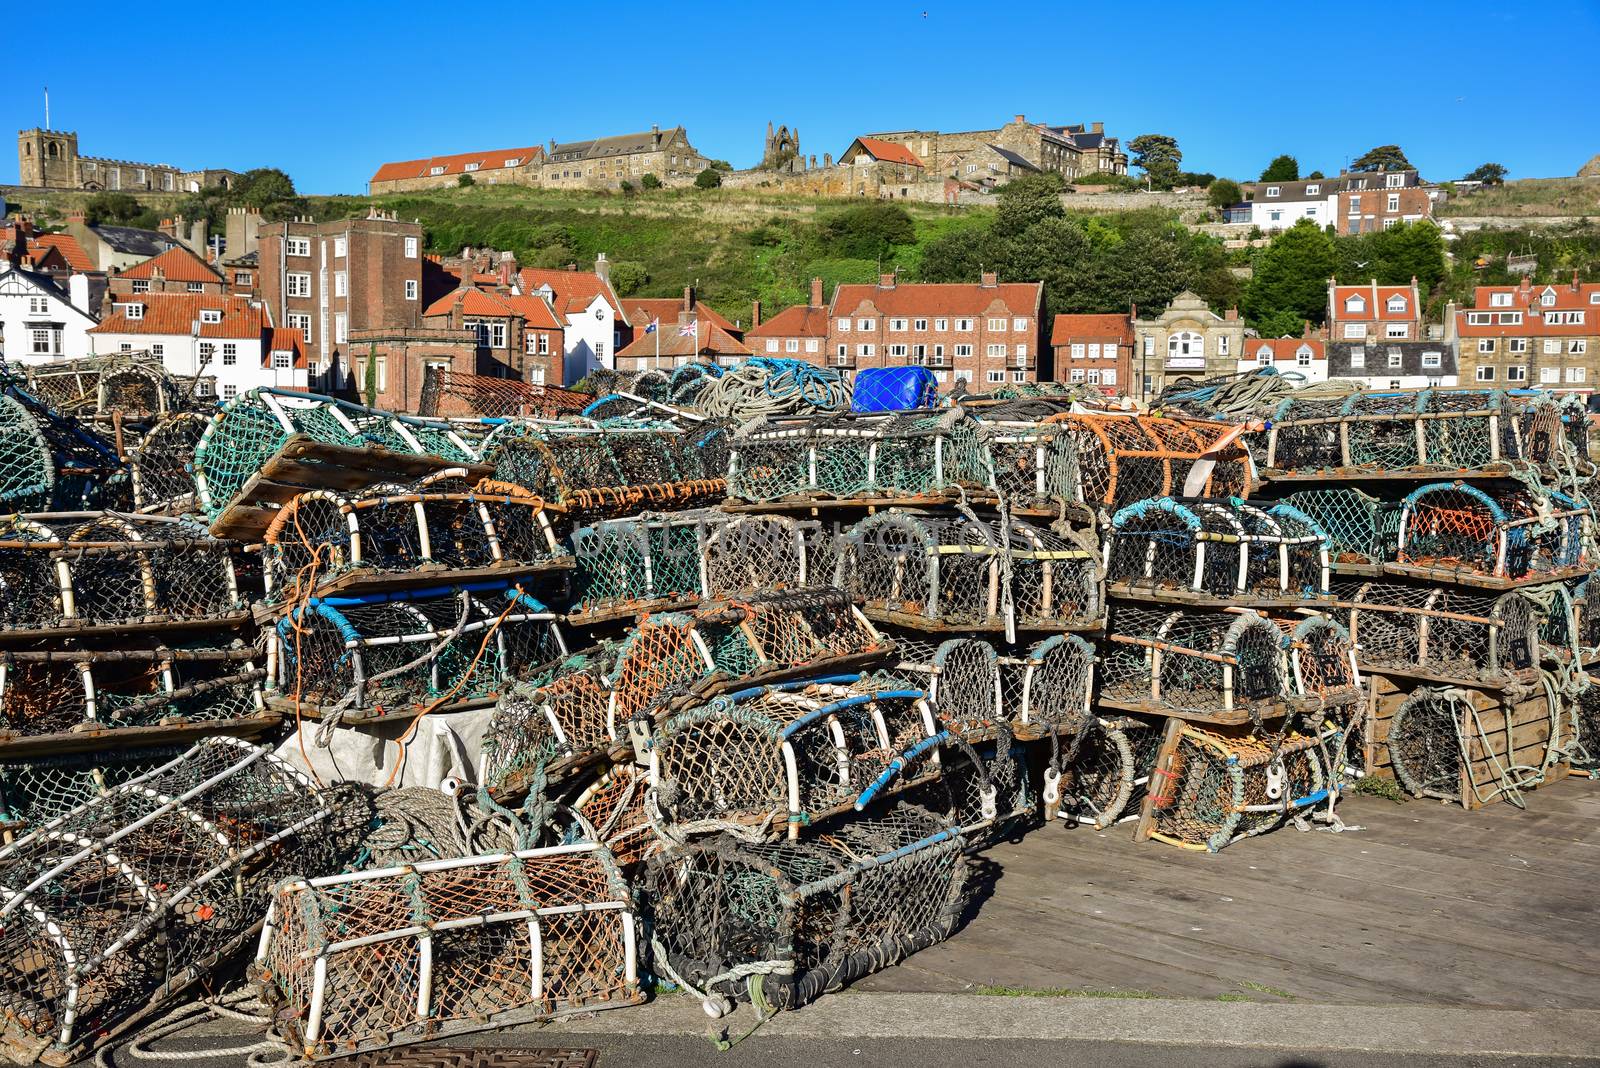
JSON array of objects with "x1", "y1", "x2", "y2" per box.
[{"x1": 336, "y1": 1049, "x2": 599, "y2": 1068}]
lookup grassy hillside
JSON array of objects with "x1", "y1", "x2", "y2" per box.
[{"x1": 1439, "y1": 176, "x2": 1600, "y2": 218}]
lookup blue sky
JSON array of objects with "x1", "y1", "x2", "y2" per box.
[{"x1": 9, "y1": 0, "x2": 1599, "y2": 194}]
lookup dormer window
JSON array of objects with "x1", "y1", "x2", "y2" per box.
[
  {"x1": 1490, "y1": 292, "x2": 1512, "y2": 307},
  {"x1": 123, "y1": 303, "x2": 144, "y2": 320},
  {"x1": 1256, "y1": 347, "x2": 1273, "y2": 366},
  {"x1": 465, "y1": 163, "x2": 480, "y2": 172},
  {"x1": 1305, "y1": 184, "x2": 1320, "y2": 195},
  {"x1": 1297, "y1": 346, "x2": 1313, "y2": 367},
  {"x1": 1541, "y1": 289, "x2": 1557, "y2": 307},
  {"x1": 429, "y1": 166, "x2": 445, "y2": 176},
  {"x1": 506, "y1": 158, "x2": 521, "y2": 167},
  {"x1": 200, "y1": 309, "x2": 222, "y2": 324},
  {"x1": 1386, "y1": 173, "x2": 1404, "y2": 188},
  {"x1": 1345, "y1": 296, "x2": 1366, "y2": 314},
  {"x1": 1266, "y1": 186, "x2": 1280, "y2": 197},
  {"x1": 1386, "y1": 296, "x2": 1407, "y2": 314}
]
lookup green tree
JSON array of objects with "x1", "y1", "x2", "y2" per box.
[
  {"x1": 918, "y1": 226, "x2": 1010, "y2": 285},
  {"x1": 457, "y1": 173, "x2": 475, "y2": 187},
  {"x1": 1207, "y1": 179, "x2": 1243, "y2": 210},
  {"x1": 1463, "y1": 162, "x2": 1508, "y2": 185},
  {"x1": 232, "y1": 168, "x2": 297, "y2": 207},
  {"x1": 817, "y1": 202, "x2": 916, "y2": 259},
  {"x1": 1006, "y1": 216, "x2": 1091, "y2": 317},
  {"x1": 618, "y1": 179, "x2": 635, "y2": 195},
  {"x1": 640, "y1": 173, "x2": 663, "y2": 190},
  {"x1": 1244, "y1": 219, "x2": 1338, "y2": 328},
  {"x1": 1350, "y1": 145, "x2": 1414, "y2": 173},
  {"x1": 1307, "y1": 170, "x2": 1325, "y2": 180},
  {"x1": 363, "y1": 343, "x2": 379, "y2": 407},
  {"x1": 608, "y1": 261, "x2": 648, "y2": 296},
  {"x1": 1259, "y1": 155, "x2": 1300, "y2": 182},
  {"x1": 1129, "y1": 134, "x2": 1182, "y2": 189},
  {"x1": 1253, "y1": 309, "x2": 1307, "y2": 339},
  {"x1": 694, "y1": 167, "x2": 722, "y2": 189},
  {"x1": 993, "y1": 172, "x2": 1065, "y2": 237},
  {"x1": 83, "y1": 192, "x2": 143, "y2": 225}
]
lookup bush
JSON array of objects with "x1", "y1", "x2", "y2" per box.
[
  {"x1": 640, "y1": 173, "x2": 662, "y2": 191},
  {"x1": 457, "y1": 173, "x2": 475, "y2": 187},
  {"x1": 619, "y1": 180, "x2": 635, "y2": 194},
  {"x1": 695, "y1": 167, "x2": 723, "y2": 189},
  {"x1": 83, "y1": 192, "x2": 143, "y2": 226},
  {"x1": 816, "y1": 202, "x2": 916, "y2": 259},
  {"x1": 608, "y1": 261, "x2": 648, "y2": 296},
  {"x1": 1208, "y1": 179, "x2": 1243, "y2": 210}
]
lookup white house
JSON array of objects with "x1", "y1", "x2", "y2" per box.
[
  {"x1": 517, "y1": 260, "x2": 627, "y2": 384},
  {"x1": 1238, "y1": 336, "x2": 1328, "y2": 384},
  {"x1": 1236, "y1": 177, "x2": 1338, "y2": 232},
  {"x1": 0, "y1": 265, "x2": 99, "y2": 365},
  {"x1": 88, "y1": 292, "x2": 307, "y2": 399}
]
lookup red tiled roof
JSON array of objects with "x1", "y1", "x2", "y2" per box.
[
  {"x1": 1331, "y1": 284, "x2": 1416, "y2": 322},
  {"x1": 1245, "y1": 337, "x2": 1324, "y2": 361},
  {"x1": 264, "y1": 329, "x2": 309, "y2": 369},
  {"x1": 852, "y1": 137, "x2": 924, "y2": 168},
  {"x1": 746, "y1": 303, "x2": 830, "y2": 338},
  {"x1": 89, "y1": 293, "x2": 269, "y2": 339},
  {"x1": 622, "y1": 298, "x2": 738, "y2": 335},
  {"x1": 832, "y1": 281, "x2": 1041, "y2": 319},
  {"x1": 1456, "y1": 280, "x2": 1600, "y2": 338},
  {"x1": 1051, "y1": 313, "x2": 1132, "y2": 347},
  {"x1": 616, "y1": 319, "x2": 750, "y2": 359},
  {"x1": 518, "y1": 268, "x2": 624, "y2": 320},
  {"x1": 371, "y1": 146, "x2": 544, "y2": 184},
  {"x1": 31, "y1": 233, "x2": 94, "y2": 272},
  {"x1": 423, "y1": 286, "x2": 565, "y2": 330},
  {"x1": 119, "y1": 245, "x2": 223, "y2": 284}
]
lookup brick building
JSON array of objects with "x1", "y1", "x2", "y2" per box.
[
  {"x1": 108, "y1": 246, "x2": 226, "y2": 298},
  {"x1": 1131, "y1": 292, "x2": 1245, "y2": 398},
  {"x1": 746, "y1": 279, "x2": 830, "y2": 362},
  {"x1": 614, "y1": 317, "x2": 750, "y2": 372},
  {"x1": 1323, "y1": 277, "x2": 1453, "y2": 388},
  {"x1": 541, "y1": 126, "x2": 707, "y2": 189},
  {"x1": 1335, "y1": 171, "x2": 1439, "y2": 234},
  {"x1": 18, "y1": 128, "x2": 235, "y2": 192},
  {"x1": 619, "y1": 288, "x2": 742, "y2": 345},
  {"x1": 421, "y1": 284, "x2": 565, "y2": 386},
  {"x1": 1328, "y1": 278, "x2": 1423, "y2": 343},
  {"x1": 826, "y1": 273, "x2": 1042, "y2": 387},
  {"x1": 1050, "y1": 313, "x2": 1133, "y2": 395},
  {"x1": 257, "y1": 210, "x2": 425, "y2": 390},
  {"x1": 1450, "y1": 275, "x2": 1600, "y2": 393},
  {"x1": 368, "y1": 146, "x2": 545, "y2": 194}
]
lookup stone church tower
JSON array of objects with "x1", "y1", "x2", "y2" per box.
[
  {"x1": 761, "y1": 122, "x2": 804, "y2": 172},
  {"x1": 17, "y1": 129, "x2": 80, "y2": 188}
]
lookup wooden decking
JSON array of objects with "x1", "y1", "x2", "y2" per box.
[{"x1": 858, "y1": 779, "x2": 1600, "y2": 1008}]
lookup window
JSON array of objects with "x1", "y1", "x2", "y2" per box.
[
  {"x1": 1343, "y1": 324, "x2": 1366, "y2": 339},
  {"x1": 1103, "y1": 369, "x2": 1117, "y2": 385},
  {"x1": 1544, "y1": 339, "x2": 1562, "y2": 355},
  {"x1": 889, "y1": 318, "x2": 908, "y2": 332},
  {"x1": 1296, "y1": 347, "x2": 1312, "y2": 367},
  {"x1": 1388, "y1": 350, "x2": 1404, "y2": 369},
  {"x1": 200, "y1": 309, "x2": 222, "y2": 324},
  {"x1": 1257, "y1": 347, "x2": 1274, "y2": 367},
  {"x1": 1572, "y1": 340, "x2": 1588, "y2": 355},
  {"x1": 222, "y1": 384, "x2": 238, "y2": 400},
  {"x1": 913, "y1": 318, "x2": 928, "y2": 331},
  {"x1": 1467, "y1": 313, "x2": 1491, "y2": 325},
  {"x1": 1568, "y1": 367, "x2": 1587, "y2": 384},
  {"x1": 762, "y1": 339, "x2": 779, "y2": 353},
  {"x1": 1013, "y1": 318, "x2": 1027, "y2": 332},
  {"x1": 130, "y1": 280, "x2": 150, "y2": 294},
  {"x1": 1422, "y1": 351, "x2": 1442, "y2": 369},
  {"x1": 332, "y1": 237, "x2": 347, "y2": 259},
  {"x1": 429, "y1": 166, "x2": 446, "y2": 176},
  {"x1": 805, "y1": 339, "x2": 819, "y2": 353},
  {"x1": 1349, "y1": 196, "x2": 1361, "y2": 213},
  {"x1": 1167, "y1": 331, "x2": 1203, "y2": 360},
  {"x1": 988, "y1": 318, "x2": 1007, "y2": 331},
  {"x1": 888, "y1": 344, "x2": 907, "y2": 357},
  {"x1": 954, "y1": 344, "x2": 973, "y2": 358},
  {"x1": 1499, "y1": 312, "x2": 1522, "y2": 325},
  {"x1": 404, "y1": 237, "x2": 419, "y2": 258},
  {"x1": 506, "y1": 158, "x2": 521, "y2": 168},
  {"x1": 1143, "y1": 336, "x2": 1154, "y2": 356},
  {"x1": 1386, "y1": 296, "x2": 1407, "y2": 314},
  {"x1": 933, "y1": 344, "x2": 945, "y2": 364},
  {"x1": 1014, "y1": 344, "x2": 1027, "y2": 359},
  {"x1": 1012, "y1": 371, "x2": 1026, "y2": 382},
  {"x1": 273, "y1": 350, "x2": 291, "y2": 369},
  {"x1": 1268, "y1": 210, "x2": 1283, "y2": 223},
  {"x1": 179, "y1": 281, "x2": 201, "y2": 294},
  {"x1": 1389, "y1": 380, "x2": 1403, "y2": 389},
  {"x1": 195, "y1": 380, "x2": 213, "y2": 397},
  {"x1": 1344, "y1": 296, "x2": 1365, "y2": 314},
  {"x1": 1507, "y1": 366, "x2": 1527, "y2": 382},
  {"x1": 835, "y1": 351, "x2": 849, "y2": 367},
  {"x1": 1071, "y1": 343, "x2": 1085, "y2": 359},
  {"x1": 1591, "y1": 293, "x2": 1600, "y2": 305},
  {"x1": 857, "y1": 344, "x2": 875, "y2": 357},
  {"x1": 1476, "y1": 366, "x2": 1495, "y2": 382},
  {"x1": 1386, "y1": 173, "x2": 1404, "y2": 188},
  {"x1": 490, "y1": 322, "x2": 507, "y2": 348},
  {"x1": 986, "y1": 344, "x2": 1006, "y2": 357},
  {"x1": 464, "y1": 163, "x2": 479, "y2": 172},
  {"x1": 1217, "y1": 335, "x2": 1229, "y2": 356},
  {"x1": 335, "y1": 314, "x2": 347, "y2": 344},
  {"x1": 30, "y1": 328, "x2": 54, "y2": 354},
  {"x1": 405, "y1": 279, "x2": 418, "y2": 301},
  {"x1": 1541, "y1": 290, "x2": 1556, "y2": 307},
  {"x1": 1305, "y1": 184, "x2": 1320, "y2": 195},
  {"x1": 287, "y1": 273, "x2": 311, "y2": 298},
  {"x1": 199, "y1": 342, "x2": 215, "y2": 362},
  {"x1": 124, "y1": 303, "x2": 145, "y2": 320},
  {"x1": 1087, "y1": 369, "x2": 1101, "y2": 385},
  {"x1": 1541, "y1": 367, "x2": 1561, "y2": 384},
  {"x1": 837, "y1": 319, "x2": 851, "y2": 332},
  {"x1": 1387, "y1": 194, "x2": 1400, "y2": 212},
  {"x1": 1509, "y1": 338, "x2": 1527, "y2": 353},
  {"x1": 287, "y1": 237, "x2": 310, "y2": 257},
  {"x1": 1386, "y1": 323, "x2": 1408, "y2": 338},
  {"x1": 1477, "y1": 336, "x2": 1497, "y2": 354},
  {"x1": 857, "y1": 318, "x2": 875, "y2": 331},
  {"x1": 1086, "y1": 343, "x2": 1100, "y2": 359},
  {"x1": 222, "y1": 343, "x2": 237, "y2": 366},
  {"x1": 234, "y1": 272, "x2": 252, "y2": 286},
  {"x1": 151, "y1": 344, "x2": 163, "y2": 357},
  {"x1": 1266, "y1": 186, "x2": 1280, "y2": 198},
  {"x1": 934, "y1": 318, "x2": 948, "y2": 331},
  {"x1": 334, "y1": 272, "x2": 347, "y2": 298},
  {"x1": 1349, "y1": 347, "x2": 1365, "y2": 368},
  {"x1": 987, "y1": 370, "x2": 1004, "y2": 383},
  {"x1": 537, "y1": 333, "x2": 550, "y2": 355},
  {"x1": 955, "y1": 318, "x2": 973, "y2": 332},
  {"x1": 288, "y1": 312, "x2": 312, "y2": 340}
]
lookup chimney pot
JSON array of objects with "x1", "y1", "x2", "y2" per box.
[
  {"x1": 1225, "y1": 307, "x2": 1239, "y2": 321},
  {"x1": 810, "y1": 277, "x2": 824, "y2": 308}
]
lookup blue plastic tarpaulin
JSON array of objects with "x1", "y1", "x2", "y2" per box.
[{"x1": 852, "y1": 366, "x2": 939, "y2": 413}]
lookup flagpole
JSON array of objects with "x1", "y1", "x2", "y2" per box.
[{"x1": 655, "y1": 320, "x2": 660, "y2": 371}]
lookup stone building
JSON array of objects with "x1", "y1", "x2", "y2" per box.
[
  {"x1": 367, "y1": 146, "x2": 545, "y2": 194},
  {"x1": 760, "y1": 122, "x2": 804, "y2": 172},
  {"x1": 1131, "y1": 291, "x2": 1245, "y2": 398},
  {"x1": 1449, "y1": 275, "x2": 1599, "y2": 393},
  {"x1": 540, "y1": 126, "x2": 707, "y2": 189},
  {"x1": 863, "y1": 115, "x2": 1126, "y2": 183},
  {"x1": 17, "y1": 129, "x2": 235, "y2": 192},
  {"x1": 837, "y1": 138, "x2": 926, "y2": 198}
]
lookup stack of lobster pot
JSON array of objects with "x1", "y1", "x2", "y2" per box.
[{"x1": 1234, "y1": 387, "x2": 1596, "y2": 812}]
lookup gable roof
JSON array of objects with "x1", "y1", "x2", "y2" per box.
[
  {"x1": 89, "y1": 225, "x2": 178, "y2": 257},
  {"x1": 31, "y1": 233, "x2": 95, "y2": 272},
  {"x1": 1051, "y1": 313, "x2": 1133, "y2": 347},
  {"x1": 1331, "y1": 283, "x2": 1416, "y2": 322},
  {"x1": 1247, "y1": 337, "x2": 1323, "y2": 360},
  {"x1": 616, "y1": 318, "x2": 750, "y2": 360},
  {"x1": 89, "y1": 292, "x2": 269, "y2": 339},
  {"x1": 832, "y1": 280, "x2": 1041, "y2": 319},
  {"x1": 621, "y1": 298, "x2": 738, "y2": 336},
  {"x1": 985, "y1": 144, "x2": 1039, "y2": 171},
  {"x1": 517, "y1": 267, "x2": 624, "y2": 320},
  {"x1": 844, "y1": 137, "x2": 925, "y2": 168},
  {"x1": 746, "y1": 303, "x2": 830, "y2": 339},
  {"x1": 547, "y1": 128, "x2": 685, "y2": 163},
  {"x1": 264, "y1": 328, "x2": 309, "y2": 368},
  {"x1": 370, "y1": 146, "x2": 544, "y2": 185},
  {"x1": 423, "y1": 285, "x2": 564, "y2": 329},
  {"x1": 119, "y1": 245, "x2": 224, "y2": 284},
  {"x1": 0, "y1": 265, "x2": 98, "y2": 322}
]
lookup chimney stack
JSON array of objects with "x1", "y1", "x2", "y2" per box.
[
  {"x1": 810, "y1": 277, "x2": 824, "y2": 308},
  {"x1": 1225, "y1": 307, "x2": 1239, "y2": 321},
  {"x1": 1092, "y1": 121, "x2": 1104, "y2": 134},
  {"x1": 1014, "y1": 114, "x2": 1026, "y2": 124},
  {"x1": 594, "y1": 252, "x2": 609, "y2": 283},
  {"x1": 682, "y1": 285, "x2": 694, "y2": 312},
  {"x1": 499, "y1": 250, "x2": 519, "y2": 287},
  {"x1": 980, "y1": 271, "x2": 997, "y2": 288},
  {"x1": 879, "y1": 272, "x2": 896, "y2": 289},
  {"x1": 652, "y1": 123, "x2": 661, "y2": 149},
  {"x1": 750, "y1": 300, "x2": 762, "y2": 329}
]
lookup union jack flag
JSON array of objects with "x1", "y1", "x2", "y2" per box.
[{"x1": 678, "y1": 320, "x2": 699, "y2": 339}]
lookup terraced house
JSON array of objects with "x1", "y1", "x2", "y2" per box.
[
  {"x1": 1450, "y1": 275, "x2": 1600, "y2": 395},
  {"x1": 368, "y1": 146, "x2": 544, "y2": 194},
  {"x1": 540, "y1": 126, "x2": 707, "y2": 189}
]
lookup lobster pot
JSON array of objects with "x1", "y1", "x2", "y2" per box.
[
  {"x1": 703, "y1": 513, "x2": 827, "y2": 600},
  {"x1": 642, "y1": 804, "x2": 967, "y2": 1013},
  {"x1": 1106, "y1": 497, "x2": 1330, "y2": 601},
  {"x1": 1341, "y1": 582, "x2": 1539, "y2": 685},
  {"x1": 1016, "y1": 634, "x2": 1097, "y2": 740},
  {"x1": 1574, "y1": 577, "x2": 1600, "y2": 662},
  {"x1": 263, "y1": 472, "x2": 563, "y2": 599},
  {"x1": 978, "y1": 420, "x2": 1083, "y2": 512},
  {"x1": 0, "y1": 745, "x2": 187, "y2": 833},
  {"x1": 0, "y1": 513, "x2": 243, "y2": 634},
  {"x1": 877, "y1": 636, "x2": 1004, "y2": 736},
  {"x1": 1045, "y1": 717, "x2": 1139, "y2": 829},
  {"x1": 0, "y1": 738, "x2": 330, "y2": 1066},
  {"x1": 193, "y1": 388, "x2": 481, "y2": 527},
  {"x1": 0, "y1": 647, "x2": 264, "y2": 736},
  {"x1": 1101, "y1": 607, "x2": 1290, "y2": 720},
  {"x1": 1395, "y1": 483, "x2": 1588, "y2": 583},
  {"x1": 416, "y1": 367, "x2": 589, "y2": 420},
  {"x1": 1537, "y1": 583, "x2": 1584, "y2": 666},
  {"x1": 274, "y1": 586, "x2": 566, "y2": 712},
  {"x1": 255, "y1": 842, "x2": 640, "y2": 1061},
  {"x1": 1281, "y1": 616, "x2": 1363, "y2": 710},
  {"x1": 478, "y1": 420, "x2": 718, "y2": 505},
  {"x1": 836, "y1": 511, "x2": 1102, "y2": 632},
  {"x1": 569, "y1": 509, "x2": 718, "y2": 619},
  {"x1": 1143, "y1": 726, "x2": 1329, "y2": 852},
  {"x1": 648, "y1": 678, "x2": 942, "y2": 839},
  {"x1": 1280, "y1": 487, "x2": 1401, "y2": 568},
  {"x1": 726, "y1": 410, "x2": 993, "y2": 504},
  {"x1": 1386, "y1": 685, "x2": 1576, "y2": 808},
  {"x1": 130, "y1": 411, "x2": 210, "y2": 512},
  {"x1": 1047, "y1": 414, "x2": 1256, "y2": 514},
  {"x1": 1576, "y1": 686, "x2": 1600, "y2": 770},
  {"x1": 573, "y1": 763, "x2": 659, "y2": 869}
]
